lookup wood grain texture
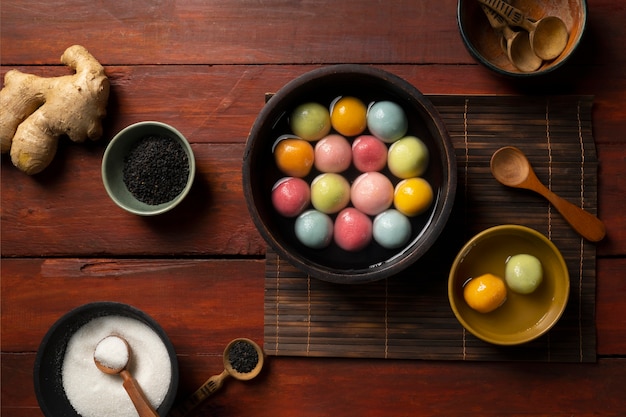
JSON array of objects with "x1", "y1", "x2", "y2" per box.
[
  {"x1": 0, "y1": 259, "x2": 265, "y2": 353},
  {"x1": 1, "y1": 64, "x2": 624, "y2": 144},
  {"x1": 0, "y1": 0, "x2": 471, "y2": 66},
  {"x1": 596, "y1": 258, "x2": 626, "y2": 355},
  {"x1": 1, "y1": 0, "x2": 625, "y2": 68},
  {"x1": 2, "y1": 0, "x2": 625, "y2": 416},
  {"x1": 1, "y1": 257, "x2": 625, "y2": 416},
  {"x1": 3, "y1": 353, "x2": 626, "y2": 416},
  {"x1": 1, "y1": 87, "x2": 625, "y2": 257}
]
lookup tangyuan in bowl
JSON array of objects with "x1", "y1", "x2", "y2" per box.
[
  {"x1": 243, "y1": 64, "x2": 456, "y2": 284},
  {"x1": 448, "y1": 225, "x2": 570, "y2": 345}
]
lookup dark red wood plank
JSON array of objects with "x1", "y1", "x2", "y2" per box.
[
  {"x1": 2, "y1": 1, "x2": 624, "y2": 69},
  {"x1": 1, "y1": 64, "x2": 624, "y2": 146},
  {"x1": 0, "y1": 0, "x2": 468, "y2": 66},
  {"x1": 3, "y1": 352, "x2": 626, "y2": 417},
  {"x1": 2, "y1": 142, "x2": 624, "y2": 257},
  {"x1": 2, "y1": 1, "x2": 626, "y2": 416},
  {"x1": 2, "y1": 66, "x2": 625, "y2": 257},
  {"x1": 0, "y1": 141, "x2": 267, "y2": 257},
  {"x1": 2, "y1": 257, "x2": 624, "y2": 356},
  {"x1": 0, "y1": 259, "x2": 265, "y2": 353},
  {"x1": 597, "y1": 258, "x2": 626, "y2": 355},
  {"x1": 596, "y1": 144, "x2": 626, "y2": 257}
]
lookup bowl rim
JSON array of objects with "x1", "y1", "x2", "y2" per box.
[
  {"x1": 101, "y1": 121, "x2": 196, "y2": 216},
  {"x1": 243, "y1": 64, "x2": 457, "y2": 284},
  {"x1": 447, "y1": 224, "x2": 570, "y2": 345},
  {"x1": 456, "y1": 0, "x2": 588, "y2": 78},
  {"x1": 33, "y1": 301, "x2": 179, "y2": 417}
]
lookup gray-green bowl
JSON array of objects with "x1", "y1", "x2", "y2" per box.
[{"x1": 102, "y1": 121, "x2": 195, "y2": 216}]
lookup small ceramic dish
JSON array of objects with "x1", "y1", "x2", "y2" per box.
[
  {"x1": 243, "y1": 64, "x2": 457, "y2": 284},
  {"x1": 34, "y1": 301, "x2": 179, "y2": 417},
  {"x1": 457, "y1": 0, "x2": 587, "y2": 78},
  {"x1": 448, "y1": 225, "x2": 570, "y2": 345},
  {"x1": 102, "y1": 121, "x2": 195, "y2": 216}
]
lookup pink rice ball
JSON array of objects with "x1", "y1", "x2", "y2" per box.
[
  {"x1": 350, "y1": 172, "x2": 394, "y2": 216},
  {"x1": 271, "y1": 177, "x2": 311, "y2": 217},
  {"x1": 333, "y1": 208, "x2": 373, "y2": 252},
  {"x1": 351, "y1": 135, "x2": 388, "y2": 172},
  {"x1": 314, "y1": 134, "x2": 352, "y2": 173}
]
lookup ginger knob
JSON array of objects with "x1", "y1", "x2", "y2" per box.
[{"x1": 0, "y1": 45, "x2": 109, "y2": 174}]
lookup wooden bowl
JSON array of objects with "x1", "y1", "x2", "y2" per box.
[
  {"x1": 223, "y1": 338, "x2": 265, "y2": 381},
  {"x1": 243, "y1": 65, "x2": 457, "y2": 284},
  {"x1": 34, "y1": 302, "x2": 179, "y2": 417},
  {"x1": 457, "y1": 0, "x2": 587, "y2": 77},
  {"x1": 448, "y1": 225, "x2": 570, "y2": 345}
]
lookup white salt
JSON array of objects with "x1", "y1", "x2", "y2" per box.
[
  {"x1": 62, "y1": 315, "x2": 172, "y2": 417},
  {"x1": 94, "y1": 335, "x2": 129, "y2": 371}
]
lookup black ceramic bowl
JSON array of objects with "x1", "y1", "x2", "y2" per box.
[
  {"x1": 243, "y1": 65, "x2": 456, "y2": 284},
  {"x1": 458, "y1": 0, "x2": 587, "y2": 78},
  {"x1": 34, "y1": 302, "x2": 179, "y2": 417}
]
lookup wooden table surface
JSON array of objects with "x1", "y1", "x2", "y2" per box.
[{"x1": 2, "y1": 0, "x2": 625, "y2": 416}]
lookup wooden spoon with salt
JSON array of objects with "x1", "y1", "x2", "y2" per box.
[{"x1": 94, "y1": 335, "x2": 159, "y2": 417}]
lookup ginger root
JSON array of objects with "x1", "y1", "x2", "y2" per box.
[{"x1": 0, "y1": 45, "x2": 109, "y2": 175}]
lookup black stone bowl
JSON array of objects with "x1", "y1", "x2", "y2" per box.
[
  {"x1": 33, "y1": 302, "x2": 179, "y2": 417},
  {"x1": 243, "y1": 64, "x2": 457, "y2": 284}
]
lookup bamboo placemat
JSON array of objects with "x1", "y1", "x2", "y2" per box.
[{"x1": 264, "y1": 95, "x2": 597, "y2": 362}]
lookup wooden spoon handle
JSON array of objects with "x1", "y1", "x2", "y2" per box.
[
  {"x1": 167, "y1": 370, "x2": 229, "y2": 417},
  {"x1": 535, "y1": 185, "x2": 606, "y2": 242},
  {"x1": 121, "y1": 371, "x2": 160, "y2": 417},
  {"x1": 480, "y1": 4, "x2": 507, "y2": 30},
  {"x1": 476, "y1": 0, "x2": 526, "y2": 27}
]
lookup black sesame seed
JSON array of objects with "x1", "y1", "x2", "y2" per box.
[
  {"x1": 123, "y1": 135, "x2": 189, "y2": 205},
  {"x1": 228, "y1": 340, "x2": 259, "y2": 373}
]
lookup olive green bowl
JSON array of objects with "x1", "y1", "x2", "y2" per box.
[
  {"x1": 102, "y1": 121, "x2": 196, "y2": 216},
  {"x1": 448, "y1": 225, "x2": 570, "y2": 345}
]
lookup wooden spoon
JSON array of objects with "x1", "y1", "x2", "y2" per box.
[
  {"x1": 167, "y1": 338, "x2": 264, "y2": 417},
  {"x1": 490, "y1": 146, "x2": 606, "y2": 242},
  {"x1": 94, "y1": 335, "x2": 159, "y2": 417},
  {"x1": 480, "y1": 4, "x2": 542, "y2": 72},
  {"x1": 477, "y1": 0, "x2": 569, "y2": 60}
]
